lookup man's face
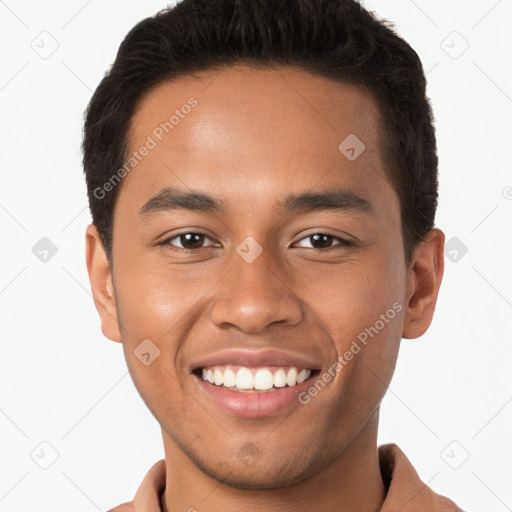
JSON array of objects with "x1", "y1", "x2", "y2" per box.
[{"x1": 98, "y1": 66, "x2": 413, "y2": 487}]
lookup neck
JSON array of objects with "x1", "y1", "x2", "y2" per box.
[{"x1": 161, "y1": 411, "x2": 386, "y2": 512}]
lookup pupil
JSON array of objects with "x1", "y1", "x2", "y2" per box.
[
  {"x1": 181, "y1": 233, "x2": 204, "y2": 249},
  {"x1": 311, "y1": 234, "x2": 332, "y2": 249},
  {"x1": 177, "y1": 234, "x2": 334, "y2": 250}
]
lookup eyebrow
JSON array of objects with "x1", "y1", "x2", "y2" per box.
[
  {"x1": 138, "y1": 186, "x2": 375, "y2": 218},
  {"x1": 278, "y1": 188, "x2": 375, "y2": 215},
  {"x1": 139, "y1": 187, "x2": 226, "y2": 217}
]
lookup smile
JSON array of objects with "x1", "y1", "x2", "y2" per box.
[
  {"x1": 201, "y1": 365, "x2": 313, "y2": 392},
  {"x1": 190, "y1": 349, "x2": 322, "y2": 417}
]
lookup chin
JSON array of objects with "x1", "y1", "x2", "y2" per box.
[{"x1": 190, "y1": 448, "x2": 320, "y2": 490}]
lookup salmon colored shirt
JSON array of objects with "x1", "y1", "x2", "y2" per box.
[{"x1": 108, "y1": 443, "x2": 463, "y2": 512}]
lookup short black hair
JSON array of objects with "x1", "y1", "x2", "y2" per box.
[{"x1": 83, "y1": 0, "x2": 438, "y2": 266}]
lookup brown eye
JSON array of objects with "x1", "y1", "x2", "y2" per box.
[
  {"x1": 177, "y1": 233, "x2": 205, "y2": 249},
  {"x1": 309, "y1": 234, "x2": 334, "y2": 249},
  {"x1": 295, "y1": 233, "x2": 353, "y2": 250},
  {"x1": 163, "y1": 232, "x2": 217, "y2": 250}
]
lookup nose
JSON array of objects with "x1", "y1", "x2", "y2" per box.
[{"x1": 210, "y1": 246, "x2": 303, "y2": 334}]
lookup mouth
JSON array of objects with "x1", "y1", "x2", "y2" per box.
[
  {"x1": 189, "y1": 349, "x2": 323, "y2": 418},
  {"x1": 193, "y1": 365, "x2": 319, "y2": 393},
  {"x1": 192, "y1": 364, "x2": 321, "y2": 418},
  {"x1": 193, "y1": 365, "x2": 320, "y2": 393}
]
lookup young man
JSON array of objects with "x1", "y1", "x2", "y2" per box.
[{"x1": 83, "y1": 0, "x2": 462, "y2": 510}]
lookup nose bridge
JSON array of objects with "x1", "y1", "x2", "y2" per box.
[{"x1": 210, "y1": 243, "x2": 303, "y2": 333}]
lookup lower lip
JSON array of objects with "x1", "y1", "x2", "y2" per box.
[{"x1": 194, "y1": 374, "x2": 317, "y2": 418}]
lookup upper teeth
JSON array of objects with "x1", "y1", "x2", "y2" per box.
[{"x1": 201, "y1": 366, "x2": 311, "y2": 391}]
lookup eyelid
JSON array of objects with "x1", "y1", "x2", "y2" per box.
[
  {"x1": 160, "y1": 230, "x2": 220, "y2": 250},
  {"x1": 293, "y1": 231, "x2": 354, "y2": 249},
  {"x1": 159, "y1": 229, "x2": 355, "y2": 252}
]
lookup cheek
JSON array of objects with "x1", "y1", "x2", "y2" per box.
[
  {"x1": 113, "y1": 267, "x2": 193, "y2": 417},
  {"x1": 301, "y1": 255, "x2": 404, "y2": 340},
  {"x1": 300, "y1": 248, "x2": 405, "y2": 394},
  {"x1": 113, "y1": 254, "x2": 209, "y2": 341},
  {"x1": 336, "y1": 255, "x2": 405, "y2": 392},
  {"x1": 122, "y1": 349, "x2": 188, "y2": 431},
  {"x1": 116, "y1": 281, "x2": 179, "y2": 344}
]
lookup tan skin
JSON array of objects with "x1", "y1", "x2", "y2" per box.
[{"x1": 86, "y1": 65, "x2": 444, "y2": 512}]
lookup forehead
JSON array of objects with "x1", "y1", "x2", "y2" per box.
[{"x1": 119, "y1": 65, "x2": 396, "y2": 219}]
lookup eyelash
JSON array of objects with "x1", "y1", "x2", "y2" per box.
[{"x1": 159, "y1": 231, "x2": 354, "y2": 252}]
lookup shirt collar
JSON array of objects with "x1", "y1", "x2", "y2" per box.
[{"x1": 126, "y1": 444, "x2": 461, "y2": 512}]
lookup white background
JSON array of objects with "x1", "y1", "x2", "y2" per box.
[{"x1": 1, "y1": 0, "x2": 511, "y2": 510}]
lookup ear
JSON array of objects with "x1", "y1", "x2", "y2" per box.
[
  {"x1": 402, "y1": 228, "x2": 445, "y2": 339},
  {"x1": 85, "y1": 224, "x2": 122, "y2": 343}
]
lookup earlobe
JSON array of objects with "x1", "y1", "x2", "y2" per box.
[
  {"x1": 85, "y1": 224, "x2": 122, "y2": 343},
  {"x1": 402, "y1": 228, "x2": 445, "y2": 339}
]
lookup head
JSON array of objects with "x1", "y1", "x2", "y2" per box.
[{"x1": 84, "y1": 0, "x2": 444, "y2": 490}]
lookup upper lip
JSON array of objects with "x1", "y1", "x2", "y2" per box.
[{"x1": 189, "y1": 348, "x2": 322, "y2": 372}]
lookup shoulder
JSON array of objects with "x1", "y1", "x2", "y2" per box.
[
  {"x1": 379, "y1": 443, "x2": 463, "y2": 512},
  {"x1": 106, "y1": 459, "x2": 166, "y2": 512}
]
